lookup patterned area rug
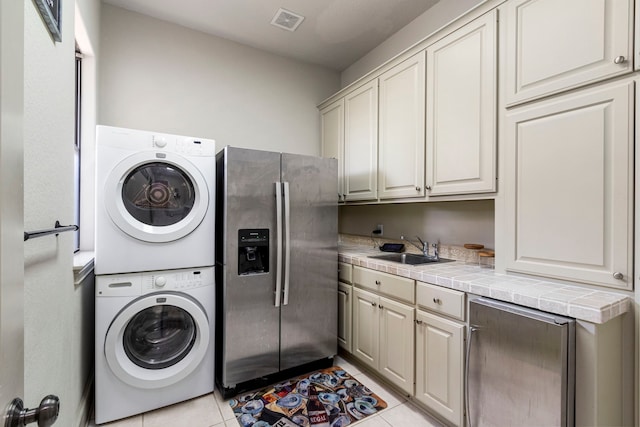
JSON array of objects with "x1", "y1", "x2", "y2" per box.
[{"x1": 230, "y1": 366, "x2": 387, "y2": 427}]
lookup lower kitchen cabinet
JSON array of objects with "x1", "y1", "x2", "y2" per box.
[
  {"x1": 338, "y1": 262, "x2": 353, "y2": 352},
  {"x1": 352, "y1": 286, "x2": 415, "y2": 395},
  {"x1": 415, "y1": 309, "x2": 464, "y2": 427},
  {"x1": 337, "y1": 281, "x2": 352, "y2": 352},
  {"x1": 415, "y1": 281, "x2": 465, "y2": 426}
]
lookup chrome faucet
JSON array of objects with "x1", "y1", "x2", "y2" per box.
[{"x1": 401, "y1": 236, "x2": 439, "y2": 260}]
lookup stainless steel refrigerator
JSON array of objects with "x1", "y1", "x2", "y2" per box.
[
  {"x1": 214, "y1": 146, "x2": 338, "y2": 397},
  {"x1": 467, "y1": 297, "x2": 575, "y2": 427}
]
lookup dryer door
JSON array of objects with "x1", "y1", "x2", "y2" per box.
[
  {"x1": 104, "y1": 152, "x2": 210, "y2": 243},
  {"x1": 104, "y1": 292, "x2": 210, "y2": 389}
]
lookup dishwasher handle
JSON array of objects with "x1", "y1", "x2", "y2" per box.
[{"x1": 465, "y1": 325, "x2": 478, "y2": 427}]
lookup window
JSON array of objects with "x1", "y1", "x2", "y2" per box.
[{"x1": 74, "y1": 47, "x2": 82, "y2": 252}]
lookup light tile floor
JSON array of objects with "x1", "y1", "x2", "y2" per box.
[{"x1": 89, "y1": 355, "x2": 443, "y2": 427}]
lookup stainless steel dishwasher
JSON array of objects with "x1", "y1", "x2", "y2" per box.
[{"x1": 466, "y1": 297, "x2": 575, "y2": 427}]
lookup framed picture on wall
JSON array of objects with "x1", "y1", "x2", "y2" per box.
[{"x1": 34, "y1": 0, "x2": 62, "y2": 42}]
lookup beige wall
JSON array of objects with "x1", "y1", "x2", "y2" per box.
[
  {"x1": 99, "y1": 4, "x2": 340, "y2": 156},
  {"x1": 341, "y1": 0, "x2": 486, "y2": 87},
  {"x1": 339, "y1": 200, "x2": 495, "y2": 248}
]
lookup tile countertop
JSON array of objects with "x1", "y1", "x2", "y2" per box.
[{"x1": 338, "y1": 244, "x2": 631, "y2": 325}]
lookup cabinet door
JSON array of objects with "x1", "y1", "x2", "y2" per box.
[
  {"x1": 337, "y1": 282, "x2": 352, "y2": 353},
  {"x1": 378, "y1": 296, "x2": 415, "y2": 395},
  {"x1": 344, "y1": 80, "x2": 378, "y2": 201},
  {"x1": 352, "y1": 288, "x2": 379, "y2": 369},
  {"x1": 415, "y1": 310, "x2": 464, "y2": 427},
  {"x1": 378, "y1": 52, "x2": 425, "y2": 200},
  {"x1": 426, "y1": 11, "x2": 497, "y2": 196},
  {"x1": 320, "y1": 99, "x2": 345, "y2": 202},
  {"x1": 504, "y1": 0, "x2": 633, "y2": 105},
  {"x1": 505, "y1": 80, "x2": 633, "y2": 289}
]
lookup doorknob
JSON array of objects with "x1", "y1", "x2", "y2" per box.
[{"x1": 4, "y1": 395, "x2": 59, "y2": 427}]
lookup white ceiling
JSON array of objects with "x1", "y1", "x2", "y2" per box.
[{"x1": 101, "y1": 0, "x2": 440, "y2": 71}]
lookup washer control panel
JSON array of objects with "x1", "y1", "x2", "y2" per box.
[
  {"x1": 96, "y1": 266, "x2": 214, "y2": 297},
  {"x1": 146, "y1": 269, "x2": 211, "y2": 291},
  {"x1": 175, "y1": 138, "x2": 216, "y2": 156}
]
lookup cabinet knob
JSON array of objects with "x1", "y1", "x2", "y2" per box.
[
  {"x1": 613, "y1": 272, "x2": 624, "y2": 280},
  {"x1": 433, "y1": 297, "x2": 442, "y2": 305},
  {"x1": 415, "y1": 320, "x2": 423, "y2": 325},
  {"x1": 415, "y1": 186, "x2": 421, "y2": 191},
  {"x1": 378, "y1": 304, "x2": 384, "y2": 309},
  {"x1": 426, "y1": 185, "x2": 432, "y2": 191},
  {"x1": 371, "y1": 301, "x2": 376, "y2": 307},
  {"x1": 375, "y1": 280, "x2": 381, "y2": 285},
  {"x1": 614, "y1": 55, "x2": 626, "y2": 64}
]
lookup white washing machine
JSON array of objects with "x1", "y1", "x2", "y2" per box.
[
  {"x1": 95, "y1": 267, "x2": 215, "y2": 424},
  {"x1": 95, "y1": 125, "x2": 215, "y2": 275}
]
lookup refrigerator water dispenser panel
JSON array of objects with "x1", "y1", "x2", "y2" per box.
[{"x1": 238, "y1": 229, "x2": 269, "y2": 275}]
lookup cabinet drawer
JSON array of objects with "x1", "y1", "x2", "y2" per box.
[
  {"x1": 416, "y1": 281, "x2": 465, "y2": 321},
  {"x1": 339, "y1": 262, "x2": 353, "y2": 284},
  {"x1": 353, "y1": 266, "x2": 414, "y2": 304}
]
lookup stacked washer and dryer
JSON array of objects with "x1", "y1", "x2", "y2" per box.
[{"x1": 94, "y1": 126, "x2": 216, "y2": 424}]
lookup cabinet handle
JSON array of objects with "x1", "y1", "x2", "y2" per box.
[
  {"x1": 415, "y1": 320, "x2": 423, "y2": 325},
  {"x1": 433, "y1": 297, "x2": 442, "y2": 305},
  {"x1": 614, "y1": 55, "x2": 626, "y2": 64},
  {"x1": 375, "y1": 280, "x2": 381, "y2": 285},
  {"x1": 378, "y1": 304, "x2": 384, "y2": 309},
  {"x1": 371, "y1": 301, "x2": 376, "y2": 307},
  {"x1": 613, "y1": 272, "x2": 624, "y2": 280},
  {"x1": 426, "y1": 185, "x2": 432, "y2": 191},
  {"x1": 415, "y1": 186, "x2": 421, "y2": 191}
]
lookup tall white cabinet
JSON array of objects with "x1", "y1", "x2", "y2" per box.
[
  {"x1": 505, "y1": 80, "x2": 634, "y2": 289},
  {"x1": 426, "y1": 10, "x2": 497, "y2": 196},
  {"x1": 504, "y1": 0, "x2": 633, "y2": 105}
]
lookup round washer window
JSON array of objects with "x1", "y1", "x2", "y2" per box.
[
  {"x1": 122, "y1": 162, "x2": 195, "y2": 226},
  {"x1": 123, "y1": 305, "x2": 197, "y2": 370}
]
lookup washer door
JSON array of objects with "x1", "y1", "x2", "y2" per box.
[
  {"x1": 104, "y1": 292, "x2": 210, "y2": 389},
  {"x1": 105, "y1": 152, "x2": 209, "y2": 243}
]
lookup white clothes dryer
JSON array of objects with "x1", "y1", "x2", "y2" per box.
[
  {"x1": 95, "y1": 125, "x2": 215, "y2": 275},
  {"x1": 95, "y1": 267, "x2": 215, "y2": 424}
]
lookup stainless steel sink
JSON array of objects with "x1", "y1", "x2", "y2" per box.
[{"x1": 368, "y1": 253, "x2": 455, "y2": 265}]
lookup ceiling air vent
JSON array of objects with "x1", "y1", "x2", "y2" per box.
[{"x1": 271, "y1": 8, "x2": 305, "y2": 32}]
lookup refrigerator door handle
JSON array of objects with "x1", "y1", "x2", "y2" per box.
[
  {"x1": 465, "y1": 325, "x2": 478, "y2": 427},
  {"x1": 282, "y1": 181, "x2": 291, "y2": 306},
  {"x1": 274, "y1": 182, "x2": 283, "y2": 307}
]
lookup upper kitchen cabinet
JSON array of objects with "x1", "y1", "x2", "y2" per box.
[
  {"x1": 503, "y1": 0, "x2": 633, "y2": 106},
  {"x1": 320, "y1": 99, "x2": 345, "y2": 202},
  {"x1": 344, "y1": 80, "x2": 379, "y2": 202},
  {"x1": 426, "y1": 11, "x2": 497, "y2": 196},
  {"x1": 378, "y1": 52, "x2": 426, "y2": 200},
  {"x1": 505, "y1": 80, "x2": 633, "y2": 290}
]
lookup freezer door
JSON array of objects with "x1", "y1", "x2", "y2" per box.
[
  {"x1": 279, "y1": 153, "x2": 338, "y2": 371},
  {"x1": 467, "y1": 298, "x2": 575, "y2": 427},
  {"x1": 219, "y1": 147, "x2": 282, "y2": 387}
]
